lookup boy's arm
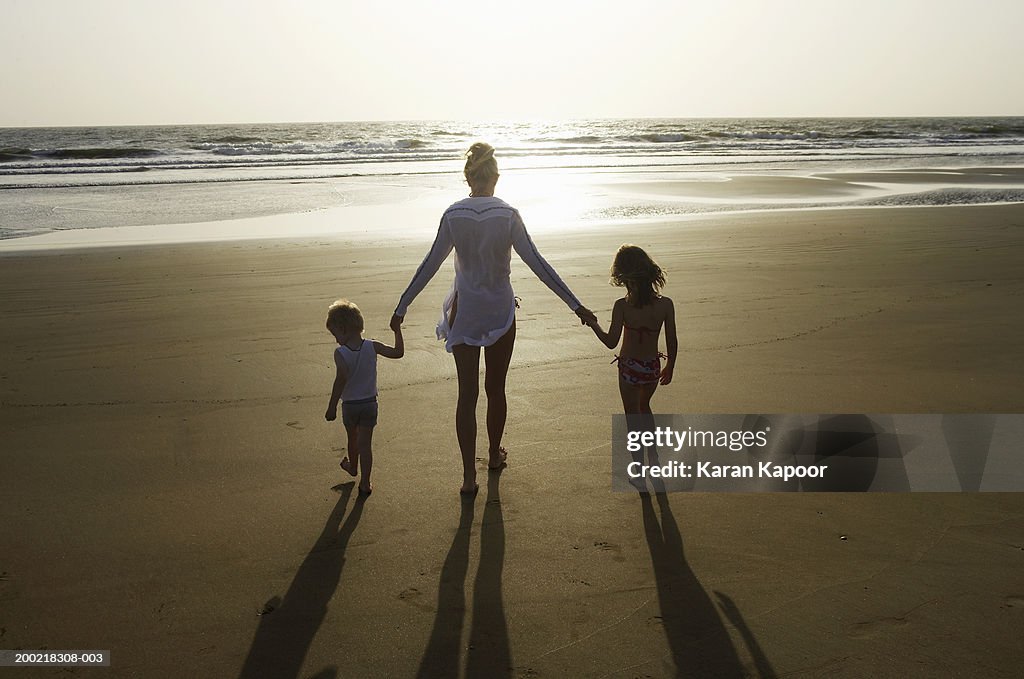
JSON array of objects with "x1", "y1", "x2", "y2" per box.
[
  {"x1": 325, "y1": 353, "x2": 348, "y2": 421},
  {"x1": 589, "y1": 299, "x2": 625, "y2": 350},
  {"x1": 373, "y1": 327, "x2": 404, "y2": 359},
  {"x1": 660, "y1": 299, "x2": 678, "y2": 385}
]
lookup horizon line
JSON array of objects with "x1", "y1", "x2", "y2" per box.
[{"x1": 3, "y1": 113, "x2": 1024, "y2": 130}]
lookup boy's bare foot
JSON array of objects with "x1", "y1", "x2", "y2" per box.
[
  {"x1": 459, "y1": 482, "x2": 479, "y2": 497},
  {"x1": 340, "y1": 457, "x2": 357, "y2": 477},
  {"x1": 488, "y1": 447, "x2": 508, "y2": 471},
  {"x1": 358, "y1": 482, "x2": 372, "y2": 496}
]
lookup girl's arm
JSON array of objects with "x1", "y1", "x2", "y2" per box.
[
  {"x1": 325, "y1": 352, "x2": 349, "y2": 421},
  {"x1": 374, "y1": 326, "x2": 404, "y2": 359},
  {"x1": 660, "y1": 298, "x2": 678, "y2": 385},
  {"x1": 589, "y1": 299, "x2": 625, "y2": 349}
]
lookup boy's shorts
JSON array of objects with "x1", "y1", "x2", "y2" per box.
[{"x1": 341, "y1": 397, "x2": 378, "y2": 428}]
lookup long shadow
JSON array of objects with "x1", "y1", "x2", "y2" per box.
[
  {"x1": 641, "y1": 486, "x2": 766, "y2": 678},
  {"x1": 238, "y1": 482, "x2": 366, "y2": 679},
  {"x1": 715, "y1": 591, "x2": 775, "y2": 679},
  {"x1": 466, "y1": 470, "x2": 512, "y2": 678},
  {"x1": 416, "y1": 495, "x2": 476, "y2": 678},
  {"x1": 417, "y1": 471, "x2": 513, "y2": 678}
]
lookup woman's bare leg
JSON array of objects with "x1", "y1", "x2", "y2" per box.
[
  {"x1": 483, "y1": 320, "x2": 516, "y2": 468},
  {"x1": 452, "y1": 343, "x2": 481, "y2": 492}
]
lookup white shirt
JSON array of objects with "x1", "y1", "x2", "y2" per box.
[
  {"x1": 334, "y1": 339, "x2": 377, "y2": 402},
  {"x1": 395, "y1": 196, "x2": 581, "y2": 351}
]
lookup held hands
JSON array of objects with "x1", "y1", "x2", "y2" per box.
[
  {"x1": 389, "y1": 313, "x2": 404, "y2": 332},
  {"x1": 574, "y1": 305, "x2": 597, "y2": 327}
]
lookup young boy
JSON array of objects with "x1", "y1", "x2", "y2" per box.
[{"x1": 324, "y1": 299, "x2": 403, "y2": 495}]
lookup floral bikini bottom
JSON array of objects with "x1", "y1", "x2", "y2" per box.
[{"x1": 613, "y1": 354, "x2": 665, "y2": 386}]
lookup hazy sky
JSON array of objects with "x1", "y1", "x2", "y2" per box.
[{"x1": 3, "y1": 0, "x2": 1022, "y2": 126}]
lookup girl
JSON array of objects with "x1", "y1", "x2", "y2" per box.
[{"x1": 587, "y1": 244, "x2": 677, "y2": 414}]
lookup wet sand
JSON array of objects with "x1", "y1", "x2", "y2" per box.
[{"x1": 2, "y1": 202, "x2": 1024, "y2": 677}]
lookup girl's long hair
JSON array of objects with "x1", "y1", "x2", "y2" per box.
[{"x1": 610, "y1": 244, "x2": 665, "y2": 307}]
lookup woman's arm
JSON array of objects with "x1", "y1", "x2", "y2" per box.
[
  {"x1": 393, "y1": 217, "x2": 454, "y2": 320},
  {"x1": 589, "y1": 299, "x2": 625, "y2": 350},
  {"x1": 510, "y1": 210, "x2": 585, "y2": 312}
]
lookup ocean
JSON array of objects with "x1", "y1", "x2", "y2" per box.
[{"x1": 2, "y1": 117, "x2": 1024, "y2": 243}]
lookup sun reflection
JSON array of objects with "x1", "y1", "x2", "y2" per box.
[{"x1": 498, "y1": 168, "x2": 599, "y2": 234}]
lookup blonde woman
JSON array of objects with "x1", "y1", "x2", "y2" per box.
[{"x1": 391, "y1": 142, "x2": 596, "y2": 495}]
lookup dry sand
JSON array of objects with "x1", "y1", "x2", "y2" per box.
[{"x1": 2, "y1": 203, "x2": 1024, "y2": 677}]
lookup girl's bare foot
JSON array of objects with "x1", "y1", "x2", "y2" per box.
[
  {"x1": 488, "y1": 447, "x2": 508, "y2": 471},
  {"x1": 459, "y1": 482, "x2": 479, "y2": 496},
  {"x1": 629, "y1": 476, "x2": 649, "y2": 494},
  {"x1": 358, "y1": 482, "x2": 373, "y2": 495},
  {"x1": 340, "y1": 457, "x2": 357, "y2": 477}
]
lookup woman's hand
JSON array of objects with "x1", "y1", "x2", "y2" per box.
[
  {"x1": 390, "y1": 313, "x2": 404, "y2": 332},
  {"x1": 574, "y1": 305, "x2": 597, "y2": 326}
]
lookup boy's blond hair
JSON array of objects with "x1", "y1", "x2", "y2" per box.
[{"x1": 326, "y1": 299, "x2": 364, "y2": 333}]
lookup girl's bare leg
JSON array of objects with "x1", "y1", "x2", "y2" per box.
[
  {"x1": 636, "y1": 383, "x2": 659, "y2": 463},
  {"x1": 637, "y1": 382, "x2": 658, "y2": 415},
  {"x1": 483, "y1": 320, "x2": 516, "y2": 468},
  {"x1": 452, "y1": 343, "x2": 481, "y2": 492},
  {"x1": 619, "y1": 379, "x2": 659, "y2": 491},
  {"x1": 618, "y1": 378, "x2": 637, "y2": 414}
]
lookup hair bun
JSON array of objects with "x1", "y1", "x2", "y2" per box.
[{"x1": 465, "y1": 142, "x2": 495, "y2": 170}]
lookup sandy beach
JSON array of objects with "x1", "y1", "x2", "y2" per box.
[{"x1": 2, "y1": 189, "x2": 1024, "y2": 676}]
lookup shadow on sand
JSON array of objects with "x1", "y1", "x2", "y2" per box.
[
  {"x1": 640, "y1": 482, "x2": 775, "y2": 678},
  {"x1": 418, "y1": 470, "x2": 512, "y2": 678},
  {"x1": 238, "y1": 482, "x2": 365, "y2": 679}
]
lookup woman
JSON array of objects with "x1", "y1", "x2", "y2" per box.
[{"x1": 391, "y1": 142, "x2": 596, "y2": 495}]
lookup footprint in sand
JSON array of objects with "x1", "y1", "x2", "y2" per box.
[
  {"x1": 850, "y1": 616, "x2": 909, "y2": 638},
  {"x1": 1002, "y1": 595, "x2": 1024, "y2": 609},
  {"x1": 398, "y1": 587, "x2": 420, "y2": 601},
  {"x1": 398, "y1": 587, "x2": 434, "y2": 613},
  {"x1": 257, "y1": 596, "x2": 281, "y2": 616},
  {"x1": 593, "y1": 541, "x2": 626, "y2": 562},
  {"x1": 286, "y1": 421, "x2": 304, "y2": 430}
]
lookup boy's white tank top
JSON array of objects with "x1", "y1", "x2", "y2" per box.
[{"x1": 334, "y1": 339, "x2": 377, "y2": 402}]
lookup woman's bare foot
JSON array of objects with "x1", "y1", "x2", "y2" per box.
[
  {"x1": 459, "y1": 482, "x2": 479, "y2": 496},
  {"x1": 488, "y1": 447, "x2": 508, "y2": 471},
  {"x1": 358, "y1": 482, "x2": 373, "y2": 495},
  {"x1": 340, "y1": 457, "x2": 357, "y2": 477}
]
